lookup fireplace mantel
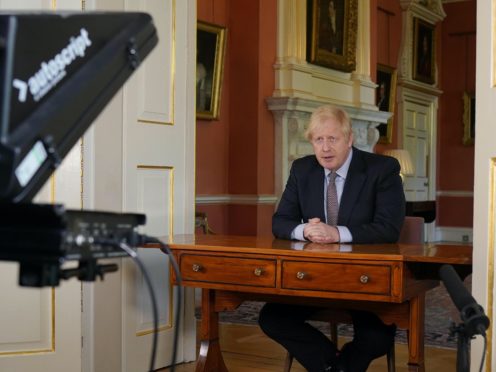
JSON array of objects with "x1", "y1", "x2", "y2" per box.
[{"x1": 267, "y1": 96, "x2": 390, "y2": 196}]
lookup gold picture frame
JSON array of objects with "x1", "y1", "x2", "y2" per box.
[
  {"x1": 412, "y1": 17, "x2": 435, "y2": 84},
  {"x1": 196, "y1": 21, "x2": 227, "y2": 120},
  {"x1": 376, "y1": 64, "x2": 397, "y2": 144},
  {"x1": 309, "y1": 0, "x2": 358, "y2": 72},
  {"x1": 462, "y1": 91, "x2": 475, "y2": 146}
]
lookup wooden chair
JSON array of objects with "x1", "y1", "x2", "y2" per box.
[
  {"x1": 194, "y1": 212, "x2": 215, "y2": 310},
  {"x1": 398, "y1": 216, "x2": 425, "y2": 244},
  {"x1": 283, "y1": 216, "x2": 425, "y2": 372},
  {"x1": 195, "y1": 211, "x2": 215, "y2": 234}
]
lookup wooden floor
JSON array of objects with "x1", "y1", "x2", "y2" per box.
[{"x1": 161, "y1": 322, "x2": 456, "y2": 372}]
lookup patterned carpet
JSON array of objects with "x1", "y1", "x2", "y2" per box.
[{"x1": 198, "y1": 276, "x2": 472, "y2": 349}]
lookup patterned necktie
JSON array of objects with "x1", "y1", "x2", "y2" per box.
[{"x1": 327, "y1": 172, "x2": 338, "y2": 226}]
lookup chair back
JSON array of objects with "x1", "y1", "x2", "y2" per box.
[
  {"x1": 195, "y1": 211, "x2": 215, "y2": 234},
  {"x1": 398, "y1": 216, "x2": 425, "y2": 244}
]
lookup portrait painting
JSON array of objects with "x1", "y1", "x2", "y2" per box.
[
  {"x1": 308, "y1": 0, "x2": 357, "y2": 72},
  {"x1": 197, "y1": 21, "x2": 226, "y2": 120},
  {"x1": 412, "y1": 17, "x2": 435, "y2": 84},
  {"x1": 376, "y1": 64, "x2": 397, "y2": 144},
  {"x1": 462, "y1": 92, "x2": 475, "y2": 146}
]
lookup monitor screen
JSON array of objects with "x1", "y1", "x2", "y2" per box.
[{"x1": 0, "y1": 11, "x2": 157, "y2": 203}]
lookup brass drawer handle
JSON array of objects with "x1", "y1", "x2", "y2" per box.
[
  {"x1": 254, "y1": 268, "x2": 263, "y2": 276},
  {"x1": 192, "y1": 264, "x2": 202, "y2": 272},
  {"x1": 360, "y1": 275, "x2": 369, "y2": 284},
  {"x1": 296, "y1": 271, "x2": 306, "y2": 280}
]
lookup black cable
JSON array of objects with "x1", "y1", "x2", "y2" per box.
[
  {"x1": 97, "y1": 234, "x2": 182, "y2": 371},
  {"x1": 118, "y1": 241, "x2": 159, "y2": 372},
  {"x1": 479, "y1": 334, "x2": 487, "y2": 372},
  {"x1": 142, "y1": 235, "x2": 182, "y2": 372}
]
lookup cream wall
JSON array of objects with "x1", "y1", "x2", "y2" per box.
[
  {"x1": 473, "y1": 0, "x2": 495, "y2": 370},
  {"x1": 0, "y1": 1, "x2": 196, "y2": 371},
  {"x1": 0, "y1": 1, "x2": 84, "y2": 371},
  {"x1": 83, "y1": 1, "x2": 196, "y2": 371}
]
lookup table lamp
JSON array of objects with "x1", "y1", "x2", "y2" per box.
[{"x1": 382, "y1": 149, "x2": 414, "y2": 183}]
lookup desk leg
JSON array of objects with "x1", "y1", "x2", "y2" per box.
[
  {"x1": 196, "y1": 289, "x2": 228, "y2": 372},
  {"x1": 407, "y1": 294, "x2": 425, "y2": 372}
]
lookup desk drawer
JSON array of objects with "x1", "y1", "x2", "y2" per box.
[
  {"x1": 282, "y1": 261, "x2": 391, "y2": 295},
  {"x1": 180, "y1": 254, "x2": 276, "y2": 287}
]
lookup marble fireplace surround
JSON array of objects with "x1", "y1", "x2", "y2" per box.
[{"x1": 267, "y1": 96, "x2": 391, "y2": 197}]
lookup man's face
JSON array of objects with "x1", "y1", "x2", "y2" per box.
[{"x1": 310, "y1": 117, "x2": 353, "y2": 171}]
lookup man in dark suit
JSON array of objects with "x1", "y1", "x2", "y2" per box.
[{"x1": 258, "y1": 105, "x2": 405, "y2": 372}]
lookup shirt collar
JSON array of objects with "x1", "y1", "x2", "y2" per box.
[{"x1": 324, "y1": 147, "x2": 353, "y2": 179}]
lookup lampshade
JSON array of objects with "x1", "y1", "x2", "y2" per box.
[{"x1": 382, "y1": 149, "x2": 415, "y2": 176}]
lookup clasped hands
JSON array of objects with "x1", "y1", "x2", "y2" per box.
[{"x1": 303, "y1": 218, "x2": 340, "y2": 244}]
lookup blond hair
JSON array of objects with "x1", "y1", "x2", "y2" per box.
[{"x1": 305, "y1": 105, "x2": 352, "y2": 141}]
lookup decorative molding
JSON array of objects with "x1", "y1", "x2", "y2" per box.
[
  {"x1": 136, "y1": 165, "x2": 174, "y2": 235},
  {"x1": 274, "y1": 0, "x2": 375, "y2": 109},
  {"x1": 0, "y1": 287, "x2": 55, "y2": 356},
  {"x1": 277, "y1": 0, "x2": 307, "y2": 64},
  {"x1": 397, "y1": 85, "x2": 438, "y2": 201},
  {"x1": 398, "y1": 0, "x2": 446, "y2": 85},
  {"x1": 493, "y1": 0, "x2": 496, "y2": 88},
  {"x1": 486, "y1": 157, "x2": 496, "y2": 368},
  {"x1": 196, "y1": 194, "x2": 278, "y2": 205},
  {"x1": 399, "y1": 0, "x2": 446, "y2": 22},
  {"x1": 267, "y1": 96, "x2": 389, "y2": 196},
  {"x1": 134, "y1": 165, "x2": 175, "y2": 337},
  {"x1": 398, "y1": 77, "x2": 443, "y2": 96},
  {"x1": 137, "y1": 0, "x2": 175, "y2": 125},
  {"x1": 354, "y1": 0, "x2": 372, "y2": 79},
  {"x1": 434, "y1": 226, "x2": 473, "y2": 243},
  {"x1": 436, "y1": 190, "x2": 474, "y2": 197}
]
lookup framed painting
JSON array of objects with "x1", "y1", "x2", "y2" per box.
[
  {"x1": 462, "y1": 91, "x2": 475, "y2": 145},
  {"x1": 308, "y1": 0, "x2": 358, "y2": 72},
  {"x1": 197, "y1": 21, "x2": 227, "y2": 120},
  {"x1": 412, "y1": 17, "x2": 435, "y2": 84},
  {"x1": 376, "y1": 64, "x2": 397, "y2": 144}
]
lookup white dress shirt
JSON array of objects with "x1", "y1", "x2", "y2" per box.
[{"x1": 291, "y1": 149, "x2": 353, "y2": 242}]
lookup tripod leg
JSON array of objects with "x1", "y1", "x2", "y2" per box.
[{"x1": 456, "y1": 329, "x2": 470, "y2": 372}]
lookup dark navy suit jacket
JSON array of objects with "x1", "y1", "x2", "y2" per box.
[{"x1": 272, "y1": 147, "x2": 406, "y2": 243}]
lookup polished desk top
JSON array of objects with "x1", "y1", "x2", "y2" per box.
[
  {"x1": 156, "y1": 234, "x2": 471, "y2": 372},
  {"x1": 160, "y1": 234, "x2": 472, "y2": 265}
]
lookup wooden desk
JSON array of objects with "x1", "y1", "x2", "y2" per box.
[{"x1": 157, "y1": 235, "x2": 472, "y2": 372}]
